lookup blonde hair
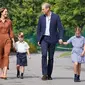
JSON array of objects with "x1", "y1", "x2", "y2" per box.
[
  {"x1": 42, "y1": 3, "x2": 51, "y2": 9},
  {"x1": 18, "y1": 32, "x2": 24, "y2": 38}
]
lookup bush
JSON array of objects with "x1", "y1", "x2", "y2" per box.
[{"x1": 29, "y1": 43, "x2": 37, "y2": 53}]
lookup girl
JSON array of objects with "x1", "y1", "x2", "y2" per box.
[{"x1": 63, "y1": 27, "x2": 85, "y2": 82}]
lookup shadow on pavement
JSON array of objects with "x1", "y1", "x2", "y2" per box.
[
  {"x1": 53, "y1": 77, "x2": 73, "y2": 80},
  {"x1": 8, "y1": 75, "x2": 40, "y2": 80}
]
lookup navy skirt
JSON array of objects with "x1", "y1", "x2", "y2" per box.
[{"x1": 16, "y1": 52, "x2": 27, "y2": 66}]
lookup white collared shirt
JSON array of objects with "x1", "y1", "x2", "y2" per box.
[
  {"x1": 44, "y1": 12, "x2": 51, "y2": 36},
  {"x1": 15, "y1": 41, "x2": 30, "y2": 53}
]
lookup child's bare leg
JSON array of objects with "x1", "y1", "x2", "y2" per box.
[
  {"x1": 73, "y1": 62, "x2": 78, "y2": 74},
  {"x1": 77, "y1": 63, "x2": 81, "y2": 81},
  {"x1": 77, "y1": 63, "x2": 81, "y2": 75},
  {"x1": 73, "y1": 62, "x2": 78, "y2": 82},
  {"x1": 20, "y1": 66, "x2": 24, "y2": 73},
  {"x1": 20, "y1": 66, "x2": 24, "y2": 79},
  {"x1": 16, "y1": 65, "x2": 20, "y2": 70}
]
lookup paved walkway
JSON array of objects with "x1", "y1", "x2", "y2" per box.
[{"x1": 0, "y1": 51, "x2": 85, "y2": 85}]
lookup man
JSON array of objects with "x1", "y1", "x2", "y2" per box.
[{"x1": 37, "y1": 3, "x2": 64, "y2": 80}]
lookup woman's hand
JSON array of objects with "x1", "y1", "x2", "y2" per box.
[{"x1": 12, "y1": 38, "x2": 15, "y2": 48}]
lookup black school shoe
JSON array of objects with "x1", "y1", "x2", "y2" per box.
[
  {"x1": 74, "y1": 78, "x2": 81, "y2": 82},
  {"x1": 48, "y1": 76, "x2": 52, "y2": 80},
  {"x1": 20, "y1": 73, "x2": 24, "y2": 79},
  {"x1": 77, "y1": 75, "x2": 81, "y2": 82},
  {"x1": 74, "y1": 78, "x2": 78, "y2": 82},
  {"x1": 41, "y1": 75, "x2": 48, "y2": 80},
  {"x1": 74, "y1": 75, "x2": 81, "y2": 82}
]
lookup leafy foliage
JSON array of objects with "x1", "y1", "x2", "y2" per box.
[{"x1": 0, "y1": 0, "x2": 85, "y2": 52}]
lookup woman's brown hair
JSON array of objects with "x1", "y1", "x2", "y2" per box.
[{"x1": 0, "y1": 8, "x2": 6, "y2": 18}]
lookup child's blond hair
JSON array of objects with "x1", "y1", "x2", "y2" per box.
[{"x1": 18, "y1": 32, "x2": 24, "y2": 38}]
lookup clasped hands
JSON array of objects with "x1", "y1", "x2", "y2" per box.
[{"x1": 58, "y1": 39, "x2": 63, "y2": 44}]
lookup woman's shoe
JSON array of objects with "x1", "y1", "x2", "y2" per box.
[
  {"x1": 0, "y1": 74, "x2": 3, "y2": 79},
  {"x1": 1, "y1": 75, "x2": 7, "y2": 80},
  {"x1": 0, "y1": 76, "x2": 3, "y2": 78}
]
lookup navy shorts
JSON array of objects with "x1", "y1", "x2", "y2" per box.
[{"x1": 16, "y1": 52, "x2": 27, "y2": 66}]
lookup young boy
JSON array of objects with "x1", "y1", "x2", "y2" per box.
[
  {"x1": 15, "y1": 32, "x2": 31, "y2": 79},
  {"x1": 63, "y1": 27, "x2": 85, "y2": 82}
]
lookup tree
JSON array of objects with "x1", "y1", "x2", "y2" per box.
[
  {"x1": 0, "y1": 0, "x2": 85, "y2": 51},
  {"x1": 52, "y1": 0, "x2": 85, "y2": 37}
]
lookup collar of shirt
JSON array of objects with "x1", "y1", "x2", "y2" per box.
[
  {"x1": 0, "y1": 18, "x2": 8, "y2": 22},
  {"x1": 75, "y1": 35, "x2": 81, "y2": 38},
  {"x1": 18, "y1": 41, "x2": 25, "y2": 43}
]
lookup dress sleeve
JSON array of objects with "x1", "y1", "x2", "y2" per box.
[
  {"x1": 67, "y1": 37, "x2": 73, "y2": 44},
  {"x1": 9, "y1": 20, "x2": 14, "y2": 38}
]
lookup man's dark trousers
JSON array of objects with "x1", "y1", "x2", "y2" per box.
[{"x1": 41, "y1": 36, "x2": 56, "y2": 77}]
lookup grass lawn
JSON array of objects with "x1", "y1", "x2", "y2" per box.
[{"x1": 58, "y1": 51, "x2": 71, "y2": 58}]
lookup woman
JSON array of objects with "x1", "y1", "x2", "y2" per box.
[{"x1": 0, "y1": 8, "x2": 14, "y2": 79}]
